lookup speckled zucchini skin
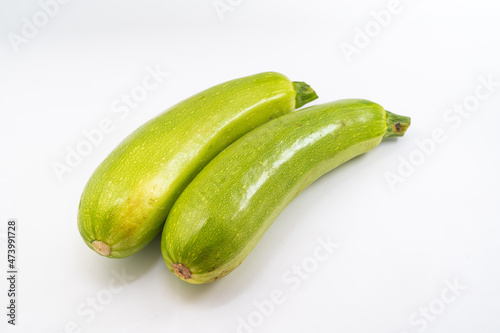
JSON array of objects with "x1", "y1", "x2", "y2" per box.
[
  {"x1": 161, "y1": 99, "x2": 410, "y2": 283},
  {"x1": 78, "y1": 72, "x2": 317, "y2": 258}
]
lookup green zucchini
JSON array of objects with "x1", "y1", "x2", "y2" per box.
[
  {"x1": 78, "y1": 72, "x2": 317, "y2": 258},
  {"x1": 161, "y1": 99, "x2": 410, "y2": 283}
]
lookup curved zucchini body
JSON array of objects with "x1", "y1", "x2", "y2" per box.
[
  {"x1": 161, "y1": 99, "x2": 410, "y2": 283},
  {"x1": 78, "y1": 72, "x2": 317, "y2": 258}
]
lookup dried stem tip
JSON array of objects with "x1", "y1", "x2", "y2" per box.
[
  {"x1": 384, "y1": 111, "x2": 411, "y2": 138},
  {"x1": 92, "y1": 241, "x2": 111, "y2": 256},
  {"x1": 172, "y1": 263, "x2": 192, "y2": 279}
]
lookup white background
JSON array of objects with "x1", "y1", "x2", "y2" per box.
[{"x1": 1, "y1": 0, "x2": 499, "y2": 332}]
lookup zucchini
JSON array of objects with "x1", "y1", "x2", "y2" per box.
[
  {"x1": 161, "y1": 99, "x2": 410, "y2": 283},
  {"x1": 78, "y1": 72, "x2": 317, "y2": 258}
]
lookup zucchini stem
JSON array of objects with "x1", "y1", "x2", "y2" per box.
[
  {"x1": 384, "y1": 111, "x2": 411, "y2": 138},
  {"x1": 293, "y1": 81, "x2": 318, "y2": 109}
]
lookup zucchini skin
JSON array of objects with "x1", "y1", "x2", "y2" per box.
[
  {"x1": 161, "y1": 99, "x2": 410, "y2": 283},
  {"x1": 78, "y1": 72, "x2": 316, "y2": 258}
]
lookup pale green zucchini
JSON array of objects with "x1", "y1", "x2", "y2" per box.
[
  {"x1": 161, "y1": 99, "x2": 410, "y2": 283},
  {"x1": 78, "y1": 72, "x2": 317, "y2": 258}
]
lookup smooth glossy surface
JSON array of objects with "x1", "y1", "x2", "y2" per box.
[
  {"x1": 78, "y1": 72, "x2": 312, "y2": 258},
  {"x1": 162, "y1": 99, "x2": 410, "y2": 283}
]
